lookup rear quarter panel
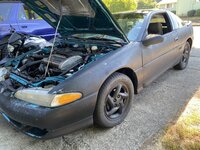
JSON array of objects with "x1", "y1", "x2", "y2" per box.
[{"x1": 176, "y1": 23, "x2": 193, "y2": 57}]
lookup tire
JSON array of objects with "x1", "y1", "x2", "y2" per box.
[
  {"x1": 174, "y1": 41, "x2": 191, "y2": 70},
  {"x1": 94, "y1": 72, "x2": 134, "y2": 128}
]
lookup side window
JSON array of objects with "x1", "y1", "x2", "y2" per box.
[
  {"x1": 170, "y1": 13, "x2": 183, "y2": 29},
  {"x1": 18, "y1": 5, "x2": 27, "y2": 20},
  {"x1": 147, "y1": 13, "x2": 172, "y2": 36},
  {"x1": 18, "y1": 5, "x2": 42, "y2": 20},
  {"x1": 0, "y1": 3, "x2": 13, "y2": 22},
  {"x1": 176, "y1": 17, "x2": 183, "y2": 28}
]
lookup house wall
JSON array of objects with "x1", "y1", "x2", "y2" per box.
[
  {"x1": 176, "y1": 0, "x2": 200, "y2": 16},
  {"x1": 157, "y1": 3, "x2": 176, "y2": 11}
]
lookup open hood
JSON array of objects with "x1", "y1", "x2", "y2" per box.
[{"x1": 21, "y1": 0, "x2": 128, "y2": 42}]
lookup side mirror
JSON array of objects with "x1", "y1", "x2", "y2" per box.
[{"x1": 142, "y1": 35, "x2": 164, "y2": 46}]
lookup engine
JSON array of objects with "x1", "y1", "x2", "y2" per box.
[
  {"x1": 0, "y1": 33, "x2": 120, "y2": 89},
  {"x1": 13, "y1": 47, "x2": 85, "y2": 82}
]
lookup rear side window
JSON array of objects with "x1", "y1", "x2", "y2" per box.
[
  {"x1": 18, "y1": 5, "x2": 42, "y2": 20},
  {"x1": 169, "y1": 12, "x2": 183, "y2": 29},
  {"x1": 148, "y1": 13, "x2": 172, "y2": 35},
  {"x1": 0, "y1": 3, "x2": 13, "y2": 22}
]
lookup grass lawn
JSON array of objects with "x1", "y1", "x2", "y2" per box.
[{"x1": 162, "y1": 89, "x2": 200, "y2": 150}]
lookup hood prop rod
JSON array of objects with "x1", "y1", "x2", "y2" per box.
[{"x1": 44, "y1": 0, "x2": 63, "y2": 77}]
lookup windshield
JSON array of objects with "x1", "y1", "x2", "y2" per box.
[
  {"x1": 0, "y1": 3, "x2": 13, "y2": 22},
  {"x1": 113, "y1": 13, "x2": 146, "y2": 41}
]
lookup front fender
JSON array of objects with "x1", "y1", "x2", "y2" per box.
[{"x1": 50, "y1": 42, "x2": 142, "y2": 98}]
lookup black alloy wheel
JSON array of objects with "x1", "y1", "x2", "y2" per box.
[
  {"x1": 174, "y1": 41, "x2": 191, "y2": 70},
  {"x1": 94, "y1": 72, "x2": 134, "y2": 128},
  {"x1": 105, "y1": 84, "x2": 129, "y2": 119}
]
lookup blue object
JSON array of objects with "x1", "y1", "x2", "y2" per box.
[
  {"x1": 0, "y1": 1, "x2": 55, "y2": 41},
  {"x1": 10, "y1": 73, "x2": 65, "y2": 87}
]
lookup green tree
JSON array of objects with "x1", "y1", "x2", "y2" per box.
[
  {"x1": 103, "y1": 0, "x2": 137, "y2": 13},
  {"x1": 137, "y1": 0, "x2": 157, "y2": 9}
]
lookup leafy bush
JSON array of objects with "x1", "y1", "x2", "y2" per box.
[
  {"x1": 137, "y1": 0, "x2": 157, "y2": 9},
  {"x1": 103, "y1": 0, "x2": 137, "y2": 13},
  {"x1": 195, "y1": 9, "x2": 200, "y2": 16},
  {"x1": 187, "y1": 10, "x2": 196, "y2": 17}
]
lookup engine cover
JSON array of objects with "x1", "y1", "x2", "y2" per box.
[{"x1": 43, "y1": 54, "x2": 83, "y2": 71}]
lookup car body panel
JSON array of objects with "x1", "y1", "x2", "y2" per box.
[
  {"x1": 50, "y1": 42, "x2": 143, "y2": 96},
  {"x1": 0, "y1": 2, "x2": 55, "y2": 40},
  {"x1": 141, "y1": 11, "x2": 179, "y2": 84}
]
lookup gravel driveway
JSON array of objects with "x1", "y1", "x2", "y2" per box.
[{"x1": 0, "y1": 27, "x2": 200, "y2": 150}]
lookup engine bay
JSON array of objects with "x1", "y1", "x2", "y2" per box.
[{"x1": 0, "y1": 32, "x2": 122, "y2": 91}]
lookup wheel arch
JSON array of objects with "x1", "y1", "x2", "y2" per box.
[
  {"x1": 187, "y1": 38, "x2": 193, "y2": 49},
  {"x1": 115, "y1": 68, "x2": 138, "y2": 94}
]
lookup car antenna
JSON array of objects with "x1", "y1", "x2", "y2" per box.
[{"x1": 44, "y1": 0, "x2": 63, "y2": 77}]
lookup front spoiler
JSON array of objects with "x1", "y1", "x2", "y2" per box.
[
  {"x1": 1, "y1": 113, "x2": 93, "y2": 139},
  {"x1": 0, "y1": 92, "x2": 97, "y2": 139}
]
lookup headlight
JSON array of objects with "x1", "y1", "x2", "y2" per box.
[{"x1": 14, "y1": 88, "x2": 82, "y2": 107}]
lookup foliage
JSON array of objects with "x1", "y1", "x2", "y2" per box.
[
  {"x1": 187, "y1": 10, "x2": 196, "y2": 17},
  {"x1": 195, "y1": 9, "x2": 200, "y2": 16},
  {"x1": 137, "y1": 0, "x2": 157, "y2": 9},
  {"x1": 103, "y1": 0, "x2": 137, "y2": 13}
]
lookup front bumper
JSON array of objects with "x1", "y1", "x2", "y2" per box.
[{"x1": 0, "y1": 92, "x2": 97, "y2": 139}]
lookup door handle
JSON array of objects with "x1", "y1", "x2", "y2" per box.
[
  {"x1": 21, "y1": 25, "x2": 27, "y2": 28},
  {"x1": 174, "y1": 37, "x2": 179, "y2": 41}
]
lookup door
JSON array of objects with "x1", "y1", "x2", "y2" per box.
[
  {"x1": 142, "y1": 13, "x2": 179, "y2": 86},
  {"x1": 17, "y1": 4, "x2": 55, "y2": 40}
]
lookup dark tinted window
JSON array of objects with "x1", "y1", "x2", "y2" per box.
[
  {"x1": 113, "y1": 13, "x2": 145, "y2": 41},
  {"x1": 0, "y1": 3, "x2": 13, "y2": 22}
]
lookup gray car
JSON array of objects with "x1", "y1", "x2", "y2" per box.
[{"x1": 0, "y1": 0, "x2": 193, "y2": 139}]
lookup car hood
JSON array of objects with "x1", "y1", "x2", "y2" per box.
[{"x1": 21, "y1": 0, "x2": 128, "y2": 42}]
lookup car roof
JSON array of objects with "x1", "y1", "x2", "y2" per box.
[{"x1": 113, "y1": 9, "x2": 169, "y2": 16}]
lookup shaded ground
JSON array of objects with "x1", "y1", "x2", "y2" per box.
[{"x1": 0, "y1": 27, "x2": 200, "y2": 150}]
